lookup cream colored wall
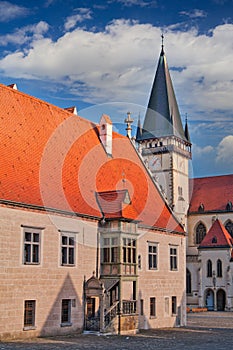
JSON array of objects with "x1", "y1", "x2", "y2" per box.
[
  {"x1": 198, "y1": 248, "x2": 231, "y2": 307},
  {"x1": 187, "y1": 212, "x2": 233, "y2": 308},
  {"x1": 0, "y1": 206, "x2": 97, "y2": 340},
  {"x1": 137, "y1": 227, "x2": 186, "y2": 329}
]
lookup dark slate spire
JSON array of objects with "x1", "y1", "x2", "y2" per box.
[
  {"x1": 184, "y1": 114, "x2": 191, "y2": 143},
  {"x1": 141, "y1": 37, "x2": 187, "y2": 141},
  {"x1": 136, "y1": 114, "x2": 142, "y2": 141}
]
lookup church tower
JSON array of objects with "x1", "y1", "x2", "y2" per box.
[{"x1": 136, "y1": 37, "x2": 191, "y2": 227}]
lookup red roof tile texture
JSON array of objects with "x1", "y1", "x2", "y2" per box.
[
  {"x1": 199, "y1": 219, "x2": 233, "y2": 248},
  {"x1": 0, "y1": 83, "x2": 183, "y2": 233},
  {"x1": 96, "y1": 190, "x2": 139, "y2": 220},
  {"x1": 189, "y1": 175, "x2": 233, "y2": 212}
]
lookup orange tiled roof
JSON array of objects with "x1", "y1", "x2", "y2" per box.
[
  {"x1": 189, "y1": 175, "x2": 233, "y2": 213},
  {"x1": 199, "y1": 219, "x2": 233, "y2": 248},
  {"x1": 0, "y1": 83, "x2": 183, "y2": 233}
]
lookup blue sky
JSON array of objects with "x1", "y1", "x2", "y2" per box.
[{"x1": 0, "y1": 0, "x2": 232, "y2": 178}]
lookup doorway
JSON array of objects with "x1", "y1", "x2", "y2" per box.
[
  {"x1": 217, "y1": 289, "x2": 226, "y2": 311},
  {"x1": 205, "y1": 289, "x2": 214, "y2": 311}
]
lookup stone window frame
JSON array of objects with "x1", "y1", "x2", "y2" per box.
[
  {"x1": 148, "y1": 242, "x2": 158, "y2": 270},
  {"x1": 61, "y1": 299, "x2": 72, "y2": 327},
  {"x1": 169, "y1": 245, "x2": 178, "y2": 271},
  {"x1": 23, "y1": 300, "x2": 36, "y2": 330},
  {"x1": 22, "y1": 225, "x2": 43, "y2": 265},
  {"x1": 150, "y1": 297, "x2": 156, "y2": 318},
  {"x1": 59, "y1": 230, "x2": 79, "y2": 267}
]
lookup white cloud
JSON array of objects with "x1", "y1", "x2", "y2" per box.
[
  {"x1": 179, "y1": 9, "x2": 207, "y2": 19},
  {"x1": 0, "y1": 21, "x2": 49, "y2": 46},
  {"x1": 0, "y1": 1, "x2": 29, "y2": 22},
  {"x1": 216, "y1": 135, "x2": 233, "y2": 163},
  {"x1": 64, "y1": 8, "x2": 92, "y2": 30},
  {"x1": 192, "y1": 143, "x2": 214, "y2": 157},
  {"x1": 109, "y1": 0, "x2": 157, "y2": 7},
  {"x1": 0, "y1": 20, "x2": 232, "y2": 122}
]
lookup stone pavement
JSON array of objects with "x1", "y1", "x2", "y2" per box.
[{"x1": 1, "y1": 312, "x2": 233, "y2": 350}]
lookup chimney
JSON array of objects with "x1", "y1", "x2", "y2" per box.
[
  {"x1": 64, "y1": 106, "x2": 78, "y2": 115},
  {"x1": 99, "y1": 114, "x2": 112, "y2": 156},
  {"x1": 8, "y1": 83, "x2": 18, "y2": 90}
]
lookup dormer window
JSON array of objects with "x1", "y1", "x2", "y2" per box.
[
  {"x1": 198, "y1": 203, "x2": 205, "y2": 212},
  {"x1": 212, "y1": 236, "x2": 217, "y2": 244},
  {"x1": 226, "y1": 201, "x2": 232, "y2": 211}
]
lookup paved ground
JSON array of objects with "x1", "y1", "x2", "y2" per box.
[{"x1": 1, "y1": 312, "x2": 233, "y2": 349}]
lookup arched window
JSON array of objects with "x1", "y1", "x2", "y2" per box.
[
  {"x1": 186, "y1": 269, "x2": 192, "y2": 294},
  {"x1": 217, "y1": 259, "x2": 222, "y2": 277},
  {"x1": 225, "y1": 220, "x2": 233, "y2": 237},
  {"x1": 207, "y1": 260, "x2": 212, "y2": 277},
  {"x1": 195, "y1": 222, "x2": 207, "y2": 244}
]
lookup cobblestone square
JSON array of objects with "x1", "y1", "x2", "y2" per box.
[{"x1": 1, "y1": 312, "x2": 233, "y2": 350}]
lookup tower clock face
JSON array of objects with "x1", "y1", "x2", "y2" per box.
[{"x1": 149, "y1": 156, "x2": 161, "y2": 170}]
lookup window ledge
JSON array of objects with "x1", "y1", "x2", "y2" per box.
[
  {"x1": 24, "y1": 263, "x2": 40, "y2": 265},
  {"x1": 23, "y1": 326, "x2": 36, "y2": 331},
  {"x1": 60, "y1": 322, "x2": 72, "y2": 327},
  {"x1": 61, "y1": 264, "x2": 75, "y2": 267},
  {"x1": 149, "y1": 316, "x2": 157, "y2": 319}
]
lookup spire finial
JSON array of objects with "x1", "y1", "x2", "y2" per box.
[
  {"x1": 185, "y1": 113, "x2": 188, "y2": 123},
  {"x1": 124, "y1": 111, "x2": 134, "y2": 138},
  {"x1": 161, "y1": 32, "x2": 164, "y2": 55}
]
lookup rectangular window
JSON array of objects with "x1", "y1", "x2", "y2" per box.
[
  {"x1": 122, "y1": 238, "x2": 136, "y2": 264},
  {"x1": 61, "y1": 234, "x2": 75, "y2": 265},
  {"x1": 150, "y1": 297, "x2": 156, "y2": 317},
  {"x1": 61, "y1": 299, "x2": 71, "y2": 325},
  {"x1": 140, "y1": 299, "x2": 144, "y2": 315},
  {"x1": 102, "y1": 237, "x2": 118, "y2": 263},
  {"x1": 23, "y1": 228, "x2": 41, "y2": 264},
  {"x1": 24, "y1": 300, "x2": 36, "y2": 328},
  {"x1": 172, "y1": 296, "x2": 177, "y2": 314},
  {"x1": 148, "y1": 243, "x2": 157, "y2": 270},
  {"x1": 170, "y1": 247, "x2": 178, "y2": 271}
]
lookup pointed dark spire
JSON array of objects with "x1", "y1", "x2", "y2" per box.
[
  {"x1": 184, "y1": 114, "x2": 191, "y2": 143},
  {"x1": 140, "y1": 40, "x2": 188, "y2": 142},
  {"x1": 136, "y1": 114, "x2": 142, "y2": 141}
]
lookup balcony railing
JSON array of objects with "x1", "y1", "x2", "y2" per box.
[{"x1": 122, "y1": 300, "x2": 137, "y2": 314}]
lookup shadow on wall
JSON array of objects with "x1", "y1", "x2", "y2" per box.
[
  {"x1": 40, "y1": 273, "x2": 82, "y2": 337},
  {"x1": 137, "y1": 289, "x2": 186, "y2": 329}
]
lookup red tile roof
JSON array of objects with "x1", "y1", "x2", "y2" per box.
[
  {"x1": 189, "y1": 175, "x2": 233, "y2": 213},
  {"x1": 199, "y1": 219, "x2": 233, "y2": 248},
  {"x1": 0, "y1": 83, "x2": 183, "y2": 233}
]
